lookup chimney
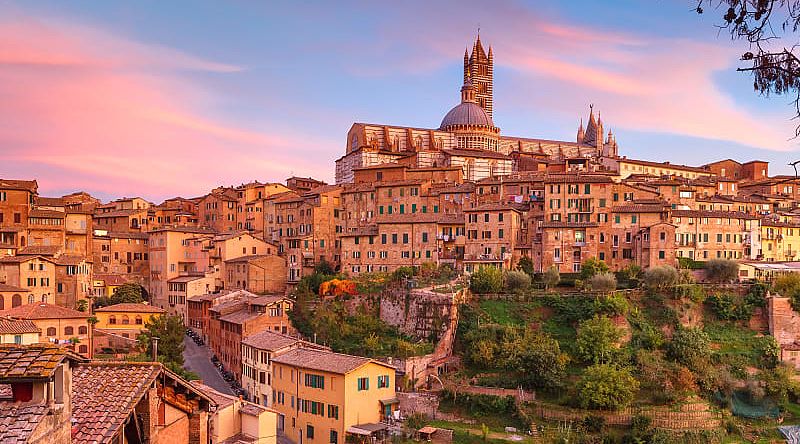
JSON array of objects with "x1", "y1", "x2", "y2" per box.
[{"x1": 151, "y1": 336, "x2": 160, "y2": 361}]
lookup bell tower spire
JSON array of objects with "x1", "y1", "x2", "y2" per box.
[{"x1": 464, "y1": 31, "x2": 493, "y2": 118}]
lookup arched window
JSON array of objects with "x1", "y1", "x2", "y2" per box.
[
  {"x1": 78, "y1": 345, "x2": 88, "y2": 354},
  {"x1": 109, "y1": 315, "x2": 117, "y2": 325},
  {"x1": 11, "y1": 294, "x2": 21, "y2": 308},
  {"x1": 46, "y1": 327, "x2": 56, "y2": 336},
  {"x1": 27, "y1": 294, "x2": 34, "y2": 304},
  {"x1": 41, "y1": 295, "x2": 46, "y2": 303},
  {"x1": 121, "y1": 315, "x2": 130, "y2": 325},
  {"x1": 78, "y1": 326, "x2": 87, "y2": 335},
  {"x1": 20, "y1": 236, "x2": 25, "y2": 246},
  {"x1": 64, "y1": 326, "x2": 74, "y2": 336},
  {"x1": 135, "y1": 316, "x2": 143, "y2": 325}
]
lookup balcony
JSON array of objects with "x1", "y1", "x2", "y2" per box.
[
  {"x1": 574, "y1": 241, "x2": 586, "y2": 247},
  {"x1": 576, "y1": 206, "x2": 594, "y2": 214},
  {"x1": 786, "y1": 250, "x2": 796, "y2": 257}
]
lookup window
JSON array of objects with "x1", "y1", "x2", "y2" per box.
[
  {"x1": 357, "y1": 377, "x2": 369, "y2": 391},
  {"x1": 47, "y1": 327, "x2": 56, "y2": 336},
  {"x1": 307, "y1": 425, "x2": 315, "y2": 439},
  {"x1": 378, "y1": 375, "x2": 390, "y2": 388},
  {"x1": 64, "y1": 326, "x2": 74, "y2": 336},
  {"x1": 305, "y1": 373, "x2": 325, "y2": 389},
  {"x1": 330, "y1": 430, "x2": 338, "y2": 444},
  {"x1": 79, "y1": 326, "x2": 87, "y2": 335},
  {"x1": 109, "y1": 316, "x2": 117, "y2": 325},
  {"x1": 327, "y1": 404, "x2": 339, "y2": 419},
  {"x1": 659, "y1": 251, "x2": 665, "y2": 259}
]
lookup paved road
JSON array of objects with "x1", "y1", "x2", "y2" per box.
[{"x1": 183, "y1": 336, "x2": 234, "y2": 395}]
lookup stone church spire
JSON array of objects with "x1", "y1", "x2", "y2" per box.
[
  {"x1": 577, "y1": 118, "x2": 585, "y2": 143},
  {"x1": 464, "y1": 32, "x2": 493, "y2": 118}
]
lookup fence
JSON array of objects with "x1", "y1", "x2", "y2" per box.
[{"x1": 444, "y1": 382, "x2": 536, "y2": 403}]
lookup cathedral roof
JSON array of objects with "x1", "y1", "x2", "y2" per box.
[{"x1": 439, "y1": 101, "x2": 494, "y2": 129}]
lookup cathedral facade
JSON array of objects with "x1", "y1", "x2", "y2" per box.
[{"x1": 335, "y1": 35, "x2": 620, "y2": 184}]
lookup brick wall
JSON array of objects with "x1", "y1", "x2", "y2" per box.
[{"x1": 768, "y1": 295, "x2": 800, "y2": 345}]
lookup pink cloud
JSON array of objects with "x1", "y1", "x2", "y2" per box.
[{"x1": 0, "y1": 13, "x2": 333, "y2": 201}]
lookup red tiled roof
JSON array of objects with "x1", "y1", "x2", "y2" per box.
[
  {"x1": 29, "y1": 208, "x2": 65, "y2": 219},
  {"x1": 0, "y1": 283, "x2": 29, "y2": 293},
  {"x1": 241, "y1": 330, "x2": 303, "y2": 351},
  {"x1": 442, "y1": 148, "x2": 511, "y2": 160},
  {"x1": 374, "y1": 213, "x2": 440, "y2": 224},
  {"x1": 0, "y1": 344, "x2": 84, "y2": 380},
  {"x1": 92, "y1": 274, "x2": 130, "y2": 286},
  {"x1": 618, "y1": 158, "x2": 710, "y2": 173},
  {"x1": 0, "y1": 179, "x2": 37, "y2": 192},
  {"x1": 543, "y1": 174, "x2": 614, "y2": 184},
  {"x1": 94, "y1": 303, "x2": 165, "y2": 314},
  {"x1": 0, "y1": 318, "x2": 39, "y2": 334},
  {"x1": 1, "y1": 303, "x2": 89, "y2": 320},
  {"x1": 465, "y1": 203, "x2": 527, "y2": 212},
  {"x1": 541, "y1": 221, "x2": 599, "y2": 228},
  {"x1": 671, "y1": 210, "x2": 759, "y2": 220},
  {"x1": 18, "y1": 245, "x2": 62, "y2": 256},
  {"x1": 272, "y1": 348, "x2": 389, "y2": 374},
  {"x1": 71, "y1": 362, "x2": 162, "y2": 444},
  {"x1": 0, "y1": 404, "x2": 49, "y2": 442},
  {"x1": 612, "y1": 204, "x2": 667, "y2": 213}
]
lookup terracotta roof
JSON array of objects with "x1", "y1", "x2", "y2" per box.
[
  {"x1": 93, "y1": 209, "x2": 143, "y2": 218},
  {"x1": 0, "y1": 179, "x2": 37, "y2": 192},
  {"x1": 272, "y1": 348, "x2": 389, "y2": 374},
  {"x1": 219, "y1": 310, "x2": 260, "y2": 325},
  {"x1": 72, "y1": 362, "x2": 161, "y2": 444},
  {"x1": 612, "y1": 204, "x2": 667, "y2": 213},
  {"x1": 671, "y1": 210, "x2": 759, "y2": 219},
  {"x1": 189, "y1": 380, "x2": 236, "y2": 409},
  {"x1": 242, "y1": 330, "x2": 302, "y2": 352},
  {"x1": 618, "y1": 158, "x2": 710, "y2": 173},
  {"x1": 0, "y1": 255, "x2": 45, "y2": 264},
  {"x1": 0, "y1": 283, "x2": 28, "y2": 293},
  {"x1": 543, "y1": 174, "x2": 614, "y2": 184},
  {"x1": 0, "y1": 344, "x2": 83, "y2": 381},
  {"x1": 1, "y1": 303, "x2": 90, "y2": 320},
  {"x1": 167, "y1": 275, "x2": 208, "y2": 283},
  {"x1": 442, "y1": 148, "x2": 511, "y2": 160},
  {"x1": 375, "y1": 214, "x2": 440, "y2": 224},
  {"x1": 240, "y1": 403, "x2": 267, "y2": 416},
  {"x1": 431, "y1": 182, "x2": 476, "y2": 194},
  {"x1": 353, "y1": 163, "x2": 406, "y2": 171},
  {"x1": 0, "y1": 404, "x2": 49, "y2": 442},
  {"x1": 304, "y1": 184, "x2": 341, "y2": 196},
  {"x1": 28, "y1": 208, "x2": 65, "y2": 219},
  {"x1": 374, "y1": 179, "x2": 425, "y2": 187},
  {"x1": 148, "y1": 226, "x2": 216, "y2": 234},
  {"x1": 225, "y1": 254, "x2": 275, "y2": 263},
  {"x1": 54, "y1": 254, "x2": 88, "y2": 266},
  {"x1": 541, "y1": 221, "x2": 599, "y2": 228},
  {"x1": 273, "y1": 193, "x2": 305, "y2": 204},
  {"x1": 98, "y1": 231, "x2": 149, "y2": 240},
  {"x1": 760, "y1": 219, "x2": 800, "y2": 228},
  {"x1": 93, "y1": 274, "x2": 130, "y2": 286},
  {"x1": 0, "y1": 318, "x2": 39, "y2": 334},
  {"x1": 94, "y1": 303, "x2": 165, "y2": 314},
  {"x1": 438, "y1": 214, "x2": 465, "y2": 225},
  {"x1": 18, "y1": 245, "x2": 62, "y2": 256}
]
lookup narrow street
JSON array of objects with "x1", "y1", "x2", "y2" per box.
[{"x1": 182, "y1": 336, "x2": 234, "y2": 395}]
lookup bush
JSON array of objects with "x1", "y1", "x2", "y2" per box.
[
  {"x1": 705, "y1": 259, "x2": 739, "y2": 283},
  {"x1": 618, "y1": 264, "x2": 643, "y2": 281},
  {"x1": 668, "y1": 327, "x2": 710, "y2": 370},
  {"x1": 391, "y1": 266, "x2": 416, "y2": 281},
  {"x1": 705, "y1": 293, "x2": 754, "y2": 321},
  {"x1": 594, "y1": 293, "x2": 629, "y2": 317},
  {"x1": 774, "y1": 273, "x2": 800, "y2": 311},
  {"x1": 642, "y1": 265, "x2": 680, "y2": 291},
  {"x1": 470, "y1": 266, "x2": 504, "y2": 294},
  {"x1": 543, "y1": 266, "x2": 560, "y2": 289},
  {"x1": 587, "y1": 272, "x2": 617, "y2": 293},
  {"x1": 503, "y1": 329, "x2": 569, "y2": 391},
  {"x1": 516, "y1": 256, "x2": 534, "y2": 277},
  {"x1": 505, "y1": 270, "x2": 531, "y2": 292},
  {"x1": 577, "y1": 364, "x2": 639, "y2": 410},
  {"x1": 580, "y1": 257, "x2": 609, "y2": 280},
  {"x1": 576, "y1": 315, "x2": 623, "y2": 364},
  {"x1": 583, "y1": 415, "x2": 606, "y2": 433}
]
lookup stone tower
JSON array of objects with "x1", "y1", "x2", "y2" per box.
[{"x1": 463, "y1": 33, "x2": 493, "y2": 118}]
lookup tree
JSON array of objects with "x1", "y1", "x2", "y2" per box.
[
  {"x1": 94, "y1": 283, "x2": 147, "y2": 308},
  {"x1": 580, "y1": 257, "x2": 609, "y2": 280},
  {"x1": 314, "y1": 259, "x2": 335, "y2": 276},
  {"x1": 705, "y1": 259, "x2": 740, "y2": 283},
  {"x1": 642, "y1": 265, "x2": 680, "y2": 291},
  {"x1": 577, "y1": 364, "x2": 639, "y2": 410},
  {"x1": 587, "y1": 272, "x2": 617, "y2": 293},
  {"x1": 576, "y1": 315, "x2": 623, "y2": 364},
  {"x1": 76, "y1": 299, "x2": 88, "y2": 312},
  {"x1": 470, "y1": 266, "x2": 504, "y2": 294},
  {"x1": 695, "y1": 0, "x2": 800, "y2": 137},
  {"x1": 516, "y1": 256, "x2": 535, "y2": 277},
  {"x1": 668, "y1": 327, "x2": 710, "y2": 370},
  {"x1": 543, "y1": 266, "x2": 561, "y2": 290},
  {"x1": 774, "y1": 273, "x2": 800, "y2": 310},
  {"x1": 503, "y1": 329, "x2": 569, "y2": 391},
  {"x1": 138, "y1": 314, "x2": 185, "y2": 366},
  {"x1": 505, "y1": 270, "x2": 531, "y2": 292}
]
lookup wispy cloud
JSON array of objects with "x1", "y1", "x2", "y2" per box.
[{"x1": 0, "y1": 11, "x2": 332, "y2": 201}]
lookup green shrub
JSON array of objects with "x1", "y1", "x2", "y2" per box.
[
  {"x1": 391, "y1": 266, "x2": 416, "y2": 281},
  {"x1": 577, "y1": 364, "x2": 639, "y2": 410},
  {"x1": 576, "y1": 315, "x2": 622, "y2": 364},
  {"x1": 594, "y1": 293, "x2": 629, "y2": 317},
  {"x1": 516, "y1": 256, "x2": 534, "y2": 277},
  {"x1": 543, "y1": 266, "x2": 560, "y2": 289},
  {"x1": 642, "y1": 265, "x2": 680, "y2": 291},
  {"x1": 470, "y1": 266, "x2": 504, "y2": 294},
  {"x1": 587, "y1": 272, "x2": 617, "y2": 292},
  {"x1": 505, "y1": 270, "x2": 531, "y2": 292},
  {"x1": 704, "y1": 259, "x2": 739, "y2": 283},
  {"x1": 668, "y1": 327, "x2": 710, "y2": 370},
  {"x1": 580, "y1": 257, "x2": 609, "y2": 280},
  {"x1": 705, "y1": 293, "x2": 754, "y2": 321}
]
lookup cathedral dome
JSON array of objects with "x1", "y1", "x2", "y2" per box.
[{"x1": 439, "y1": 101, "x2": 494, "y2": 130}]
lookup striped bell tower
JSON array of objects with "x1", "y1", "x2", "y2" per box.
[{"x1": 463, "y1": 33, "x2": 494, "y2": 118}]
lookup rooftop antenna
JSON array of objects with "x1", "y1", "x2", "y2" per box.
[{"x1": 790, "y1": 160, "x2": 800, "y2": 178}]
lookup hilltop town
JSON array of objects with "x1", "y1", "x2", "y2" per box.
[{"x1": 4, "y1": 35, "x2": 800, "y2": 443}]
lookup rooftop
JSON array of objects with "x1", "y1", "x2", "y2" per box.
[
  {"x1": 272, "y1": 348, "x2": 389, "y2": 375},
  {"x1": 0, "y1": 404, "x2": 49, "y2": 442},
  {"x1": 0, "y1": 318, "x2": 39, "y2": 335},
  {"x1": 1, "y1": 303, "x2": 90, "y2": 320},
  {"x1": 71, "y1": 362, "x2": 162, "y2": 444},
  {"x1": 94, "y1": 303, "x2": 165, "y2": 314},
  {"x1": 0, "y1": 344, "x2": 84, "y2": 381},
  {"x1": 241, "y1": 330, "x2": 302, "y2": 352}
]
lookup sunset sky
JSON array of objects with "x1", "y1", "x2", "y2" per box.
[{"x1": 2, "y1": 0, "x2": 799, "y2": 201}]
